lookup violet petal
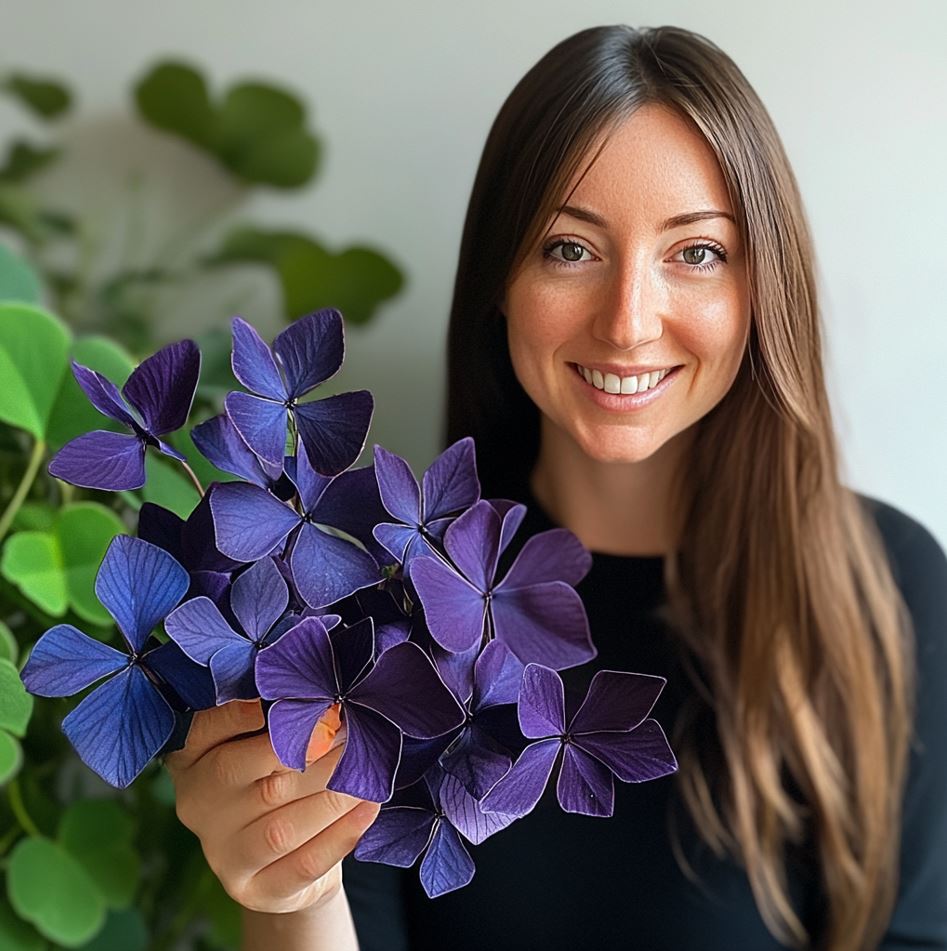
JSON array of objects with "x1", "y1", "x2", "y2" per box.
[
  {"x1": 70, "y1": 362, "x2": 138, "y2": 428},
  {"x1": 293, "y1": 390, "x2": 374, "y2": 477},
  {"x1": 329, "y1": 702, "x2": 402, "y2": 802},
  {"x1": 419, "y1": 820, "x2": 475, "y2": 898},
  {"x1": 290, "y1": 522, "x2": 380, "y2": 609},
  {"x1": 230, "y1": 557, "x2": 288, "y2": 643},
  {"x1": 267, "y1": 697, "x2": 335, "y2": 771},
  {"x1": 517, "y1": 664, "x2": 566, "y2": 738},
  {"x1": 273, "y1": 308, "x2": 344, "y2": 398},
  {"x1": 373, "y1": 445, "x2": 421, "y2": 525},
  {"x1": 209, "y1": 641, "x2": 258, "y2": 702},
  {"x1": 255, "y1": 616, "x2": 338, "y2": 701},
  {"x1": 556, "y1": 743, "x2": 615, "y2": 817},
  {"x1": 438, "y1": 769, "x2": 517, "y2": 846},
  {"x1": 122, "y1": 339, "x2": 200, "y2": 435},
  {"x1": 48, "y1": 430, "x2": 146, "y2": 491},
  {"x1": 569, "y1": 669, "x2": 666, "y2": 735},
  {"x1": 165, "y1": 596, "x2": 241, "y2": 665},
  {"x1": 353, "y1": 805, "x2": 435, "y2": 866},
  {"x1": 21, "y1": 624, "x2": 128, "y2": 697},
  {"x1": 478, "y1": 738, "x2": 560, "y2": 819},
  {"x1": 210, "y1": 482, "x2": 301, "y2": 562},
  {"x1": 575, "y1": 720, "x2": 678, "y2": 783},
  {"x1": 496, "y1": 528, "x2": 593, "y2": 591},
  {"x1": 410, "y1": 556, "x2": 486, "y2": 654},
  {"x1": 231, "y1": 317, "x2": 286, "y2": 400},
  {"x1": 442, "y1": 501, "x2": 499, "y2": 592},
  {"x1": 421, "y1": 437, "x2": 480, "y2": 521},
  {"x1": 225, "y1": 391, "x2": 287, "y2": 468}
]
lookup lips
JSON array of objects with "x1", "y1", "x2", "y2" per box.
[{"x1": 572, "y1": 363, "x2": 676, "y2": 395}]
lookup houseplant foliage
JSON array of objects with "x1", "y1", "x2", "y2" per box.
[{"x1": 3, "y1": 250, "x2": 677, "y2": 946}]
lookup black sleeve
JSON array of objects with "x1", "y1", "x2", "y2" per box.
[
  {"x1": 342, "y1": 853, "x2": 411, "y2": 951},
  {"x1": 870, "y1": 501, "x2": 947, "y2": 949}
]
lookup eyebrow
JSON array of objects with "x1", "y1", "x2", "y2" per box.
[{"x1": 557, "y1": 204, "x2": 736, "y2": 231}]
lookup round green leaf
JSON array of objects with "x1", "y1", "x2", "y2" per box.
[
  {"x1": 133, "y1": 61, "x2": 215, "y2": 151},
  {"x1": 3, "y1": 74, "x2": 72, "y2": 119},
  {"x1": 7, "y1": 837, "x2": 106, "y2": 947},
  {"x1": 0, "y1": 302, "x2": 71, "y2": 437},
  {"x1": 0, "y1": 896, "x2": 46, "y2": 951},
  {"x1": 11, "y1": 501, "x2": 56, "y2": 533},
  {"x1": 0, "y1": 242, "x2": 42, "y2": 302},
  {"x1": 0, "y1": 619, "x2": 17, "y2": 664},
  {"x1": 0, "y1": 185, "x2": 48, "y2": 243},
  {"x1": 142, "y1": 455, "x2": 200, "y2": 519},
  {"x1": 0, "y1": 531, "x2": 68, "y2": 616},
  {"x1": 78, "y1": 908, "x2": 147, "y2": 951},
  {"x1": 52, "y1": 503, "x2": 126, "y2": 625},
  {"x1": 0, "y1": 658, "x2": 33, "y2": 736},
  {"x1": 229, "y1": 126, "x2": 320, "y2": 188},
  {"x1": 46, "y1": 335, "x2": 136, "y2": 452},
  {"x1": 59, "y1": 801, "x2": 140, "y2": 910},
  {"x1": 0, "y1": 730, "x2": 23, "y2": 784}
]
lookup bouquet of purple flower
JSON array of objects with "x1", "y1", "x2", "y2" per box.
[{"x1": 20, "y1": 308, "x2": 677, "y2": 898}]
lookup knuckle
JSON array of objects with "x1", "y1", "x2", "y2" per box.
[
  {"x1": 262, "y1": 816, "x2": 295, "y2": 857},
  {"x1": 258, "y1": 771, "x2": 291, "y2": 808},
  {"x1": 295, "y1": 842, "x2": 331, "y2": 883},
  {"x1": 209, "y1": 747, "x2": 242, "y2": 789},
  {"x1": 321, "y1": 788, "x2": 358, "y2": 816}
]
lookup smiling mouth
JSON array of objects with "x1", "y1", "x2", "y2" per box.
[{"x1": 571, "y1": 363, "x2": 679, "y2": 395}]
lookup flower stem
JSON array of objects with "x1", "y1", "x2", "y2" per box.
[
  {"x1": 8, "y1": 778, "x2": 40, "y2": 838},
  {"x1": 179, "y1": 460, "x2": 205, "y2": 497},
  {"x1": 0, "y1": 438, "x2": 46, "y2": 542}
]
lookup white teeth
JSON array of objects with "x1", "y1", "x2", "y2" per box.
[{"x1": 576, "y1": 364, "x2": 673, "y2": 394}]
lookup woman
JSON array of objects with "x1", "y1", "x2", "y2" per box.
[{"x1": 167, "y1": 25, "x2": 947, "y2": 951}]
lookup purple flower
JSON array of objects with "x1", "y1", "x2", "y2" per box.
[
  {"x1": 224, "y1": 311, "x2": 373, "y2": 475},
  {"x1": 19, "y1": 536, "x2": 199, "y2": 787},
  {"x1": 479, "y1": 664, "x2": 678, "y2": 819},
  {"x1": 165, "y1": 556, "x2": 290, "y2": 702},
  {"x1": 411, "y1": 500, "x2": 595, "y2": 669},
  {"x1": 191, "y1": 412, "x2": 284, "y2": 489},
  {"x1": 48, "y1": 340, "x2": 200, "y2": 490},
  {"x1": 209, "y1": 441, "x2": 381, "y2": 608},
  {"x1": 372, "y1": 438, "x2": 480, "y2": 574},
  {"x1": 255, "y1": 616, "x2": 465, "y2": 801}
]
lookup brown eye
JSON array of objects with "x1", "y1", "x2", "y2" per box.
[
  {"x1": 683, "y1": 246, "x2": 710, "y2": 265},
  {"x1": 560, "y1": 242, "x2": 585, "y2": 262}
]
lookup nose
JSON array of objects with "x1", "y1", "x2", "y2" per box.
[{"x1": 591, "y1": 256, "x2": 665, "y2": 351}]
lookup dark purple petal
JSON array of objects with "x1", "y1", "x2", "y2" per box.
[
  {"x1": 431, "y1": 642, "x2": 478, "y2": 705},
  {"x1": 291, "y1": 523, "x2": 380, "y2": 610},
  {"x1": 438, "y1": 724, "x2": 512, "y2": 800},
  {"x1": 62, "y1": 664, "x2": 175, "y2": 788},
  {"x1": 71, "y1": 362, "x2": 138, "y2": 427},
  {"x1": 181, "y1": 490, "x2": 242, "y2": 573},
  {"x1": 21, "y1": 624, "x2": 128, "y2": 697},
  {"x1": 373, "y1": 523, "x2": 418, "y2": 565},
  {"x1": 352, "y1": 642, "x2": 465, "y2": 740},
  {"x1": 472, "y1": 640, "x2": 524, "y2": 710},
  {"x1": 491, "y1": 581, "x2": 595, "y2": 669},
  {"x1": 122, "y1": 339, "x2": 200, "y2": 435},
  {"x1": 231, "y1": 317, "x2": 286, "y2": 400},
  {"x1": 48, "y1": 430, "x2": 146, "y2": 490},
  {"x1": 556, "y1": 744, "x2": 615, "y2": 817},
  {"x1": 156, "y1": 439, "x2": 187, "y2": 463},
  {"x1": 419, "y1": 821, "x2": 475, "y2": 898},
  {"x1": 267, "y1": 697, "x2": 335, "y2": 770},
  {"x1": 225, "y1": 391, "x2": 288, "y2": 468},
  {"x1": 209, "y1": 641, "x2": 258, "y2": 702},
  {"x1": 569, "y1": 670, "x2": 666, "y2": 735},
  {"x1": 478, "y1": 738, "x2": 560, "y2": 819},
  {"x1": 210, "y1": 482, "x2": 300, "y2": 562},
  {"x1": 373, "y1": 445, "x2": 420, "y2": 525},
  {"x1": 495, "y1": 501, "x2": 527, "y2": 557},
  {"x1": 410, "y1": 556, "x2": 485, "y2": 654},
  {"x1": 137, "y1": 503, "x2": 185, "y2": 563},
  {"x1": 421, "y1": 437, "x2": 480, "y2": 521},
  {"x1": 230, "y1": 557, "x2": 288, "y2": 643},
  {"x1": 575, "y1": 719, "x2": 678, "y2": 783},
  {"x1": 517, "y1": 664, "x2": 566, "y2": 738},
  {"x1": 165, "y1": 596, "x2": 241, "y2": 665},
  {"x1": 329, "y1": 617, "x2": 375, "y2": 695},
  {"x1": 144, "y1": 640, "x2": 217, "y2": 710},
  {"x1": 288, "y1": 441, "x2": 333, "y2": 514},
  {"x1": 376, "y1": 619, "x2": 412, "y2": 654},
  {"x1": 255, "y1": 616, "x2": 338, "y2": 701},
  {"x1": 273, "y1": 308, "x2": 343, "y2": 398},
  {"x1": 95, "y1": 536, "x2": 189, "y2": 653},
  {"x1": 328, "y1": 702, "x2": 402, "y2": 802},
  {"x1": 442, "y1": 501, "x2": 499, "y2": 592},
  {"x1": 394, "y1": 734, "x2": 454, "y2": 789},
  {"x1": 353, "y1": 806, "x2": 435, "y2": 866},
  {"x1": 189, "y1": 570, "x2": 231, "y2": 605},
  {"x1": 311, "y1": 465, "x2": 391, "y2": 565},
  {"x1": 293, "y1": 390, "x2": 374, "y2": 477},
  {"x1": 496, "y1": 528, "x2": 592, "y2": 591},
  {"x1": 438, "y1": 770, "x2": 517, "y2": 845},
  {"x1": 192, "y1": 414, "x2": 277, "y2": 487}
]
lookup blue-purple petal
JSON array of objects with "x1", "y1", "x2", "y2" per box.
[
  {"x1": 231, "y1": 317, "x2": 286, "y2": 400},
  {"x1": 71, "y1": 362, "x2": 138, "y2": 428},
  {"x1": 290, "y1": 522, "x2": 380, "y2": 609},
  {"x1": 293, "y1": 390, "x2": 374, "y2": 478},
  {"x1": 353, "y1": 806, "x2": 435, "y2": 867},
  {"x1": 267, "y1": 697, "x2": 335, "y2": 770},
  {"x1": 556, "y1": 743, "x2": 615, "y2": 817},
  {"x1": 225, "y1": 391, "x2": 288, "y2": 468},
  {"x1": 421, "y1": 437, "x2": 480, "y2": 522},
  {"x1": 210, "y1": 482, "x2": 300, "y2": 562},
  {"x1": 209, "y1": 640, "x2": 258, "y2": 702},
  {"x1": 192, "y1": 413, "x2": 273, "y2": 487},
  {"x1": 517, "y1": 664, "x2": 566, "y2": 738},
  {"x1": 255, "y1": 616, "x2": 338, "y2": 701},
  {"x1": 496, "y1": 528, "x2": 593, "y2": 591},
  {"x1": 21, "y1": 624, "x2": 128, "y2": 697},
  {"x1": 575, "y1": 719, "x2": 678, "y2": 783},
  {"x1": 122, "y1": 339, "x2": 200, "y2": 436},
  {"x1": 48, "y1": 430, "x2": 146, "y2": 490},
  {"x1": 410, "y1": 555, "x2": 486, "y2": 654},
  {"x1": 569, "y1": 670, "x2": 666, "y2": 735},
  {"x1": 144, "y1": 640, "x2": 217, "y2": 710},
  {"x1": 273, "y1": 308, "x2": 343, "y2": 398},
  {"x1": 478, "y1": 738, "x2": 560, "y2": 819},
  {"x1": 328, "y1": 702, "x2": 402, "y2": 802},
  {"x1": 373, "y1": 445, "x2": 421, "y2": 525},
  {"x1": 165, "y1": 596, "x2": 241, "y2": 665},
  {"x1": 230, "y1": 557, "x2": 288, "y2": 643},
  {"x1": 438, "y1": 769, "x2": 517, "y2": 845},
  {"x1": 418, "y1": 820, "x2": 475, "y2": 898},
  {"x1": 442, "y1": 501, "x2": 499, "y2": 593}
]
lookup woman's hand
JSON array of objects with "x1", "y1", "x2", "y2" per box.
[{"x1": 166, "y1": 700, "x2": 380, "y2": 916}]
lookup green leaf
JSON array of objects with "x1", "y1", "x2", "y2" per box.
[
  {"x1": 133, "y1": 61, "x2": 216, "y2": 150},
  {"x1": 78, "y1": 908, "x2": 148, "y2": 951},
  {"x1": 0, "y1": 504, "x2": 125, "y2": 623},
  {"x1": 0, "y1": 301, "x2": 71, "y2": 438},
  {"x1": 0, "y1": 658, "x2": 33, "y2": 736},
  {"x1": 10, "y1": 501, "x2": 56, "y2": 532},
  {"x1": 7, "y1": 836, "x2": 106, "y2": 947},
  {"x1": 0, "y1": 140, "x2": 63, "y2": 183},
  {"x1": 46, "y1": 335, "x2": 136, "y2": 451},
  {"x1": 0, "y1": 619, "x2": 17, "y2": 663},
  {"x1": 0, "y1": 730, "x2": 23, "y2": 784},
  {"x1": 208, "y1": 228, "x2": 404, "y2": 325},
  {"x1": 0, "y1": 242, "x2": 42, "y2": 303},
  {"x1": 141, "y1": 455, "x2": 200, "y2": 519},
  {"x1": 0, "y1": 895, "x2": 46, "y2": 951},
  {"x1": 0, "y1": 531, "x2": 68, "y2": 615},
  {"x1": 2, "y1": 74, "x2": 72, "y2": 119},
  {"x1": 59, "y1": 801, "x2": 140, "y2": 910},
  {"x1": 0, "y1": 185, "x2": 47, "y2": 243}
]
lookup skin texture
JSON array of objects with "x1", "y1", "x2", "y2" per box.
[{"x1": 505, "y1": 103, "x2": 752, "y2": 555}]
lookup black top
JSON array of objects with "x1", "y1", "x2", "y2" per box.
[{"x1": 342, "y1": 495, "x2": 947, "y2": 950}]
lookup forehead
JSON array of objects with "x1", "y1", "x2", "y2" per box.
[{"x1": 559, "y1": 103, "x2": 734, "y2": 226}]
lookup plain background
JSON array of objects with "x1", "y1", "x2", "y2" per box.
[{"x1": 1, "y1": 0, "x2": 944, "y2": 547}]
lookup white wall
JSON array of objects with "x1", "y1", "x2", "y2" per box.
[{"x1": 3, "y1": 0, "x2": 945, "y2": 546}]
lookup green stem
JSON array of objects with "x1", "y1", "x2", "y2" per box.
[
  {"x1": 0, "y1": 437, "x2": 45, "y2": 542},
  {"x1": 0, "y1": 823, "x2": 20, "y2": 856},
  {"x1": 179, "y1": 459, "x2": 205, "y2": 497},
  {"x1": 8, "y1": 778, "x2": 40, "y2": 838}
]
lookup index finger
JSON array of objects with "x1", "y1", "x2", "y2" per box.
[{"x1": 166, "y1": 700, "x2": 265, "y2": 773}]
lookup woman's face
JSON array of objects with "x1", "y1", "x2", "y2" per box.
[{"x1": 504, "y1": 104, "x2": 751, "y2": 466}]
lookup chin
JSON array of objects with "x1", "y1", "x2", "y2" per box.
[{"x1": 572, "y1": 431, "x2": 668, "y2": 465}]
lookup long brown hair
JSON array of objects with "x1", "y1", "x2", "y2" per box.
[{"x1": 445, "y1": 25, "x2": 913, "y2": 951}]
